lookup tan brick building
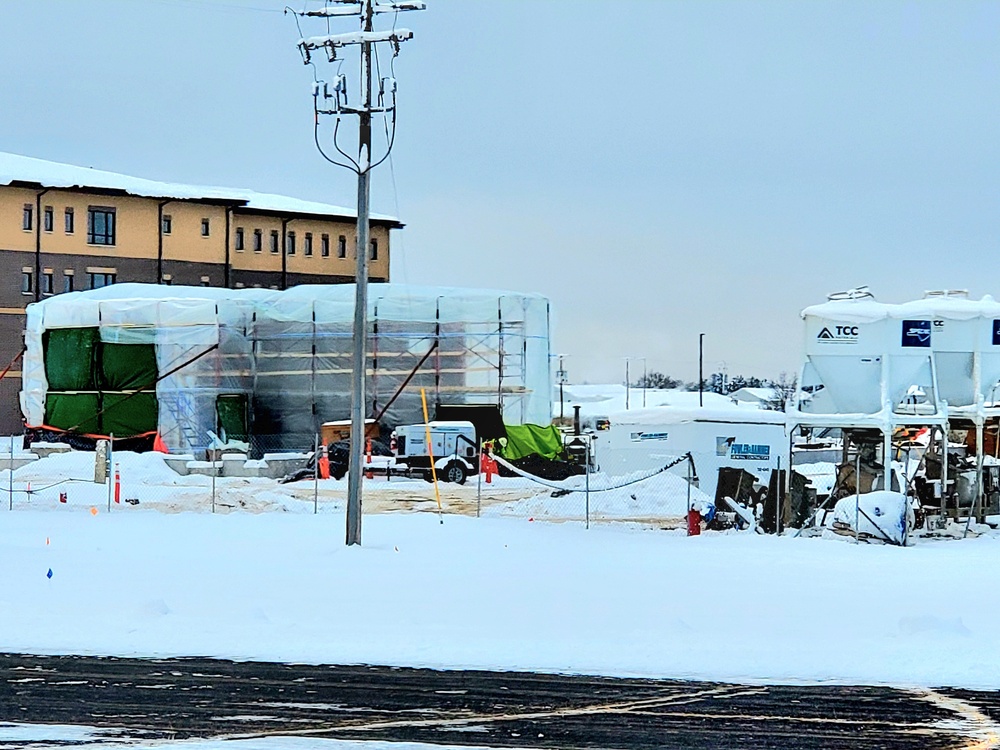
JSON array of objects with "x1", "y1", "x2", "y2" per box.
[{"x1": 0, "y1": 152, "x2": 401, "y2": 433}]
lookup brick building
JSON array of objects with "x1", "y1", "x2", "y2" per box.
[{"x1": 0, "y1": 152, "x2": 401, "y2": 433}]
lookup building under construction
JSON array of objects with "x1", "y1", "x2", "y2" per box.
[{"x1": 20, "y1": 283, "x2": 551, "y2": 455}]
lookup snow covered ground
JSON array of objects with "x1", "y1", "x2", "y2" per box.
[{"x1": 3, "y1": 497, "x2": 1000, "y2": 690}]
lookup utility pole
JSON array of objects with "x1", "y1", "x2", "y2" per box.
[
  {"x1": 296, "y1": 0, "x2": 424, "y2": 546},
  {"x1": 625, "y1": 359, "x2": 630, "y2": 410},
  {"x1": 557, "y1": 354, "x2": 567, "y2": 421},
  {"x1": 699, "y1": 334, "x2": 705, "y2": 407}
]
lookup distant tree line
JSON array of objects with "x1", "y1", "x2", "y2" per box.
[{"x1": 631, "y1": 370, "x2": 797, "y2": 411}]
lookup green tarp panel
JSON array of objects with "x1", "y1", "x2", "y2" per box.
[
  {"x1": 217, "y1": 394, "x2": 249, "y2": 442},
  {"x1": 499, "y1": 423, "x2": 564, "y2": 461},
  {"x1": 101, "y1": 392, "x2": 158, "y2": 437},
  {"x1": 44, "y1": 328, "x2": 99, "y2": 391},
  {"x1": 100, "y1": 343, "x2": 158, "y2": 390},
  {"x1": 44, "y1": 392, "x2": 100, "y2": 434}
]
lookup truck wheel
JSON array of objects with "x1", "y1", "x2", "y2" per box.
[{"x1": 442, "y1": 461, "x2": 467, "y2": 485}]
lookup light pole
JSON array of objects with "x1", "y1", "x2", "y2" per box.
[
  {"x1": 625, "y1": 358, "x2": 630, "y2": 410},
  {"x1": 699, "y1": 334, "x2": 705, "y2": 407},
  {"x1": 557, "y1": 354, "x2": 568, "y2": 421}
]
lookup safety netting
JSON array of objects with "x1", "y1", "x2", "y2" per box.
[{"x1": 21, "y1": 283, "x2": 551, "y2": 455}]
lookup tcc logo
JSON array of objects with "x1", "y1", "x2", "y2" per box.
[{"x1": 817, "y1": 325, "x2": 859, "y2": 342}]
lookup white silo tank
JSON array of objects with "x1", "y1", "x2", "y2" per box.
[
  {"x1": 973, "y1": 296, "x2": 1000, "y2": 405},
  {"x1": 801, "y1": 291, "x2": 889, "y2": 415},
  {"x1": 899, "y1": 293, "x2": 979, "y2": 409}
]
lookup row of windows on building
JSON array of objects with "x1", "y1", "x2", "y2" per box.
[
  {"x1": 21, "y1": 268, "x2": 116, "y2": 295},
  {"x1": 232, "y1": 228, "x2": 377, "y2": 259},
  {"x1": 23, "y1": 204, "x2": 379, "y2": 260},
  {"x1": 23, "y1": 204, "x2": 115, "y2": 245}
]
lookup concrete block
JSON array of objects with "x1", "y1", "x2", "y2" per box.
[
  {"x1": 164, "y1": 455, "x2": 196, "y2": 476},
  {"x1": 186, "y1": 460, "x2": 221, "y2": 478},
  {"x1": 32, "y1": 443, "x2": 72, "y2": 460}
]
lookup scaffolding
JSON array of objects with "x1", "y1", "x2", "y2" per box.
[{"x1": 22, "y1": 283, "x2": 551, "y2": 455}]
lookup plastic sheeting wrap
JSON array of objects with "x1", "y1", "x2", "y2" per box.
[{"x1": 22, "y1": 283, "x2": 551, "y2": 454}]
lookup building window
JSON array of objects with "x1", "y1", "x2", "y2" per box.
[
  {"x1": 370, "y1": 238, "x2": 378, "y2": 260},
  {"x1": 162, "y1": 214, "x2": 172, "y2": 235},
  {"x1": 253, "y1": 229, "x2": 262, "y2": 252},
  {"x1": 63, "y1": 272, "x2": 74, "y2": 293},
  {"x1": 337, "y1": 235, "x2": 347, "y2": 258},
  {"x1": 200, "y1": 276, "x2": 210, "y2": 287},
  {"x1": 270, "y1": 230, "x2": 279, "y2": 254},
  {"x1": 162, "y1": 274, "x2": 172, "y2": 285},
  {"x1": 22, "y1": 205, "x2": 32, "y2": 231},
  {"x1": 64, "y1": 208, "x2": 74, "y2": 234},
  {"x1": 287, "y1": 231, "x2": 296, "y2": 256},
  {"x1": 89, "y1": 272, "x2": 116, "y2": 289},
  {"x1": 42, "y1": 271, "x2": 53, "y2": 295},
  {"x1": 20, "y1": 270, "x2": 32, "y2": 295},
  {"x1": 43, "y1": 207, "x2": 53, "y2": 233},
  {"x1": 235, "y1": 227, "x2": 245, "y2": 252},
  {"x1": 201, "y1": 218, "x2": 210, "y2": 237},
  {"x1": 304, "y1": 232, "x2": 313, "y2": 256},
  {"x1": 87, "y1": 207, "x2": 116, "y2": 246},
  {"x1": 321, "y1": 234, "x2": 330, "y2": 257}
]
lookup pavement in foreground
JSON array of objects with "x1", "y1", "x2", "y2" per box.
[{"x1": 0, "y1": 653, "x2": 997, "y2": 749}]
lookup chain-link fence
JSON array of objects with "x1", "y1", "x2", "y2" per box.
[{"x1": 2, "y1": 435, "x2": 733, "y2": 532}]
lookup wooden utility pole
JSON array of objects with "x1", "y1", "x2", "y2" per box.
[
  {"x1": 296, "y1": 0, "x2": 423, "y2": 547},
  {"x1": 345, "y1": 0, "x2": 375, "y2": 547}
]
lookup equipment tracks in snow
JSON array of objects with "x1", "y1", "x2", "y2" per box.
[{"x1": 0, "y1": 653, "x2": 998, "y2": 748}]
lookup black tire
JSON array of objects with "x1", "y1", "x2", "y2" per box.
[{"x1": 442, "y1": 461, "x2": 467, "y2": 485}]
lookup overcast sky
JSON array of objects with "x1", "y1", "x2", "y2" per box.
[{"x1": 1, "y1": 1, "x2": 998, "y2": 385}]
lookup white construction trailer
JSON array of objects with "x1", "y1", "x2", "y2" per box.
[{"x1": 590, "y1": 404, "x2": 788, "y2": 501}]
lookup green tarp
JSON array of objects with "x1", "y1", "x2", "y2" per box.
[
  {"x1": 102, "y1": 392, "x2": 158, "y2": 436},
  {"x1": 44, "y1": 328, "x2": 98, "y2": 391},
  {"x1": 42, "y1": 329, "x2": 159, "y2": 437},
  {"x1": 101, "y1": 343, "x2": 158, "y2": 390},
  {"x1": 216, "y1": 394, "x2": 249, "y2": 442},
  {"x1": 499, "y1": 423, "x2": 564, "y2": 461},
  {"x1": 44, "y1": 393, "x2": 100, "y2": 434}
]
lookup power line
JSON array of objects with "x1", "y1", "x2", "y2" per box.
[{"x1": 144, "y1": 0, "x2": 285, "y2": 13}]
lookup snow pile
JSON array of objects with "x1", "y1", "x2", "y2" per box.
[{"x1": 831, "y1": 491, "x2": 911, "y2": 544}]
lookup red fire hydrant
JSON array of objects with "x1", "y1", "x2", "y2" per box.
[{"x1": 686, "y1": 507, "x2": 702, "y2": 536}]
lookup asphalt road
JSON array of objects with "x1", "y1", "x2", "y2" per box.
[{"x1": 0, "y1": 653, "x2": 996, "y2": 749}]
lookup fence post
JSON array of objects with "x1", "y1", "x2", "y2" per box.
[
  {"x1": 476, "y1": 439, "x2": 482, "y2": 518},
  {"x1": 313, "y1": 432, "x2": 319, "y2": 515},
  {"x1": 585, "y1": 440, "x2": 590, "y2": 530},
  {"x1": 776, "y1": 455, "x2": 782, "y2": 535},
  {"x1": 211, "y1": 440, "x2": 217, "y2": 514},
  {"x1": 107, "y1": 433, "x2": 114, "y2": 513},
  {"x1": 686, "y1": 456, "x2": 692, "y2": 535},
  {"x1": 854, "y1": 449, "x2": 861, "y2": 544},
  {"x1": 8, "y1": 436, "x2": 12, "y2": 511}
]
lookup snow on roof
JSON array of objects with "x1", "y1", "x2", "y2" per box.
[
  {"x1": 0, "y1": 151, "x2": 400, "y2": 224},
  {"x1": 30, "y1": 281, "x2": 548, "y2": 313},
  {"x1": 605, "y1": 403, "x2": 787, "y2": 427},
  {"x1": 802, "y1": 294, "x2": 1000, "y2": 322},
  {"x1": 556, "y1": 384, "x2": 782, "y2": 425}
]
